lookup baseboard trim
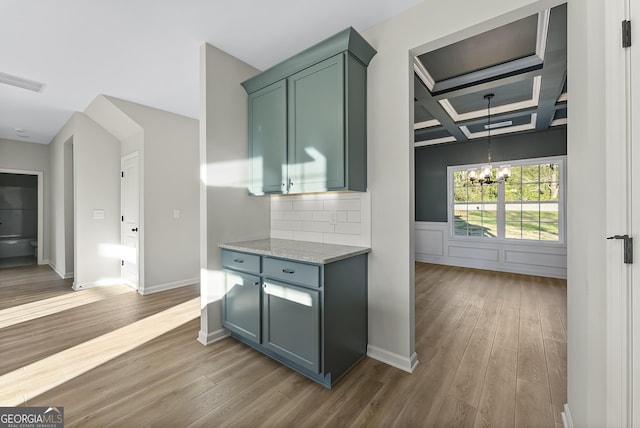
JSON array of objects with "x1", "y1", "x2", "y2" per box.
[
  {"x1": 48, "y1": 262, "x2": 73, "y2": 280},
  {"x1": 367, "y1": 345, "x2": 418, "y2": 373},
  {"x1": 562, "y1": 404, "x2": 573, "y2": 428},
  {"x1": 415, "y1": 253, "x2": 567, "y2": 279},
  {"x1": 140, "y1": 277, "x2": 199, "y2": 295},
  {"x1": 197, "y1": 328, "x2": 229, "y2": 346}
]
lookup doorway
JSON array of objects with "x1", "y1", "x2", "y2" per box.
[
  {"x1": 121, "y1": 152, "x2": 140, "y2": 289},
  {"x1": 0, "y1": 169, "x2": 44, "y2": 268},
  {"x1": 410, "y1": 2, "x2": 567, "y2": 425}
]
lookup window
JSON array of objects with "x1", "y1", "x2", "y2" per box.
[{"x1": 449, "y1": 156, "x2": 565, "y2": 242}]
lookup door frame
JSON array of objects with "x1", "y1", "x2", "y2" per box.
[
  {"x1": 120, "y1": 152, "x2": 140, "y2": 290},
  {"x1": 0, "y1": 168, "x2": 44, "y2": 264},
  {"x1": 604, "y1": 0, "x2": 634, "y2": 426}
]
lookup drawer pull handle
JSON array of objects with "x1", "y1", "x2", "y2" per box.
[
  {"x1": 233, "y1": 259, "x2": 244, "y2": 263},
  {"x1": 282, "y1": 269, "x2": 295, "y2": 274}
]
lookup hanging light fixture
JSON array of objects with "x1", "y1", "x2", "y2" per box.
[{"x1": 467, "y1": 93, "x2": 510, "y2": 185}]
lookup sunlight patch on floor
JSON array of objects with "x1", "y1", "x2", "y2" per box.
[
  {"x1": 0, "y1": 297, "x2": 200, "y2": 406},
  {"x1": 0, "y1": 285, "x2": 134, "y2": 329}
]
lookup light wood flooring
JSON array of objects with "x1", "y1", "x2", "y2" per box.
[{"x1": 1, "y1": 263, "x2": 566, "y2": 427}]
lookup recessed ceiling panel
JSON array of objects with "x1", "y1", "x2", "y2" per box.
[
  {"x1": 417, "y1": 14, "x2": 538, "y2": 82},
  {"x1": 466, "y1": 114, "x2": 533, "y2": 133},
  {"x1": 446, "y1": 79, "x2": 535, "y2": 114}
]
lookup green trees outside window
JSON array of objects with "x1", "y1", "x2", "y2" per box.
[{"x1": 451, "y1": 158, "x2": 563, "y2": 241}]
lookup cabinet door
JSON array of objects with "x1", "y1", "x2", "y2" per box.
[
  {"x1": 222, "y1": 270, "x2": 261, "y2": 344},
  {"x1": 262, "y1": 279, "x2": 320, "y2": 373},
  {"x1": 288, "y1": 54, "x2": 345, "y2": 193},
  {"x1": 248, "y1": 80, "x2": 287, "y2": 195}
]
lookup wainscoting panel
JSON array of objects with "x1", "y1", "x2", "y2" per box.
[
  {"x1": 415, "y1": 228, "x2": 443, "y2": 256},
  {"x1": 415, "y1": 222, "x2": 567, "y2": 279},
  {"x1": 448, "y1": 245, "x2": 499, "y2": 261}
]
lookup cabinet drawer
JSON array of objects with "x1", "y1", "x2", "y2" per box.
[
  {"x1": 263, "y1": 257, "x2": 320, "y2": 287},
  {"x1": 222, "y1": 250, "x2": 260, "y2": 274}
]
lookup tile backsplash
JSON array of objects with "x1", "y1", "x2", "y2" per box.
[{"x1": 270, "y1": 192, "x2": 371, "y2": 247}]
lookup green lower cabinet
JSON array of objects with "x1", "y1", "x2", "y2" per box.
[
  {"x1": 220, "y1": 248, "x2": 368, "y2": 388},
  {"x1": 221, "y1": 269, "x2": 261, "y2": 344},
  {"x1": 262, "y1": 279, "x2": 320, "y2": 373}
]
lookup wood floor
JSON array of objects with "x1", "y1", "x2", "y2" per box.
[{"x1": 0, "y1": 263, "x2": 566, "y2": 427}]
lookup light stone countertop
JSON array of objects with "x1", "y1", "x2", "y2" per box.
[{"x1": 219, "y1": 238, "x2": 370, "y2": 264}]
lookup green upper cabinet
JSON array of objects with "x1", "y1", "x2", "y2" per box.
[
  {"x1": 248, "y1": 80, "x2": 287, "y2": 195},
  {"x1": 288, "y1": 54, "x2": 345, "y2": 193},
  {"x1": 242, "y1": 27, "x2": 376, "y2": 196}
]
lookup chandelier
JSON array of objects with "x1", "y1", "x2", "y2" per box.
[{"x1": 468, "y1": 93, "x2": 510, "y2": 185}]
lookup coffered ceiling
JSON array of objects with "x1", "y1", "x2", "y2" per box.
[{"x1": 414, "y1": 3, "x2": 567, "y2": 147}]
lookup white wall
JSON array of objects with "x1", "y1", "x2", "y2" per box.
[
  {"x1": 0, "y1": 138, "x2": 50, "y2": 262},
  {"x1": 104, "y1": 96, "x2": 200, "y2": 294},
  {"x1": 49, "y1": 113, "x2": 121, "y2": 287},
  {"x1": 270, "y1": 192, "x2": 371, "y2": 247},
  {"x1": 198, "y1": 43, "x2": 271, "y2": 345},
  {"x1": 566, "y1": 0, "x2": 607, "y2": 426}
]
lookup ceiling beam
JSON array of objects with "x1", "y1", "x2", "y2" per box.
[
  {"x1": 535, "y1": 5, "x2": 567, "y2": 131},
  {"x1": 427, "y1": 68, "x2": 542, "y2": 101},
  {"x1": 414, "y1": 75, "x2": 468, "y2": 142}
]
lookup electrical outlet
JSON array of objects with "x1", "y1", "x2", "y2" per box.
[{"x1": 173, "y1": 209, "x2": 181, "y2": 219}]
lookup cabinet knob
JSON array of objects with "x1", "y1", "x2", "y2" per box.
[
  {"x1": 289, "y1": 180, "x2": 294, "y2": 187},
  {"x1": 254, "y1": 281, "x2": 260, "y2": 286}
]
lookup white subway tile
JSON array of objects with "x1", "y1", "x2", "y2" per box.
[
  {"x1": 271, "y1": 229, "x2": 293, "y2": 240},
  {"x1": 293, "y1": 200, "x2": 324, "y2": 211},
  {"x1": 283, "y1": 211, "x2": 313, "y2": 221},
  {"x1": 347, "y1": 211, "x2": 361, "y2": 223},
  {"x1": 335, "y1": 223, "x2": 361, "y2": 235},
  {"x1": 312, "y1": 211, "x2": 333, "y2": 222},
  {"x1": 324, "y1": 198, "x2": 360, "y2": 211},
  {"x1": 303, "y1": 221, "x2": 335, "y2": 233},
  {"x1": 323, "y1": 233, "x2": 363, "y2": 246},
  {"x1": 272, "y1": 200, "x2": 293, "y2": 211},
  {"x1": 336, "y1": 211, "x2": 348, "y2": 223},
  {"x1": 292, "y1": 231, "x2": 324, "y2": 243},
  {"x1": 272, "y1": 220, "x2": 303, "y2": 231},
  {"x1": 271, "y1": 210, "x2": 285, "y2": 220}
]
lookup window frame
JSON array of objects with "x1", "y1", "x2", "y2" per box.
[{"x1": 447, "y1": 155, "x2": 567, "y2": 245}]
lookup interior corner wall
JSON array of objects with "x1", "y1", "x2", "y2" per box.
[
  {"x1": 104, "y1": 97, "x2": 200, "y2": 294},
  {"x1": 362, "y1": 0, "x2": 548, "y2": 372},
  {"x1": 0, "y1": 138, "x2": 51, "y2": 263},
  {"x1": 49, "y1": 112, "x2": 121, "y2": 287},
  {"x1": 199, "y1": 43, "x2": 271, "y2": 343}
]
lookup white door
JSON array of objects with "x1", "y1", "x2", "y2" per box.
[{"x1": 121, "y1": 153, "x2": 139, "y2": 289}]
